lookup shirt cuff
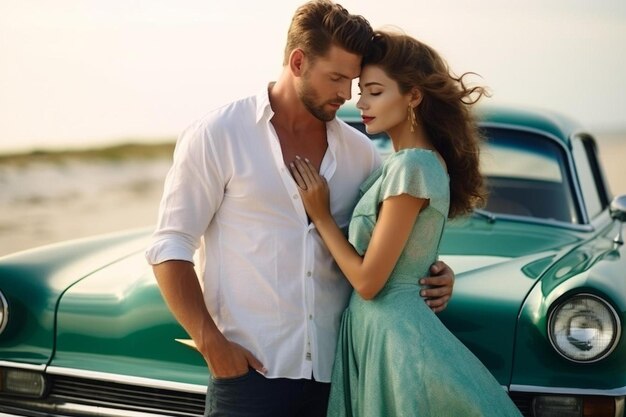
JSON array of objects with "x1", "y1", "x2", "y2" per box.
[{"x1": 145, "y1": 235, "x2": 196, "y2": 265}]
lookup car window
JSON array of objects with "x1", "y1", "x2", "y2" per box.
[
  {"x1": 481, "y1": 140, "x2": 562, "y2": 182},
  {"x1": 481, "y1": 128, "x2": 580, "y2": 224},
  {"x1": 571, "y1": 135, "x2": 607, "y2": 219}
]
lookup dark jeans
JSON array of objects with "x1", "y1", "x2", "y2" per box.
[{"x1": 204, "y1": 370, "x2": 331, "y2": 417}]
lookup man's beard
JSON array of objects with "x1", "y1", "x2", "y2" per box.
[{"x1": 298, "y1": 73, "x2": 344, "y2": 122}]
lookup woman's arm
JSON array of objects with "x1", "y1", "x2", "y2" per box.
[{"x1": 291, "y1": 157, "x2": 425, "y2": 300}]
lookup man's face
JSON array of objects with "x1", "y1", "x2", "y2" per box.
[{"x1": 297, "y1": 45, "x2": 362, "y2": 122}]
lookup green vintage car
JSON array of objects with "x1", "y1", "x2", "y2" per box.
[{"x1": 0, "y1": 104, "x2": 625, "y2": 417}]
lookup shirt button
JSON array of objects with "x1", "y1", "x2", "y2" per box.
[
  {"x1": 309, "y1": 315, "x2": 313, "y2": 320},
  {"x1": 293, "y1": 194, "x2": 298, "y2": 199},
  {"x1": 306, "y1": 271, "x2": 312, "y2": 277}
]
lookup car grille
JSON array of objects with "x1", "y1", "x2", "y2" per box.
[
  {"x1": 1, "y1": 374, "x2": 533, "y2": 417},
  {"x1": 509, "y1": 392, "x2": 533, "y2": 417},
  {"x1": 0, "y1": 374, "x2": 206, "y2": 417},
  {"x1": 50, "y1": 375, "x2": 205, "y2": 416}
]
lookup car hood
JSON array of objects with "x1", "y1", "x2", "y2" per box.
[
  {"x1": 51, "y1": 247, "x2": 208, "y2": 386},
  {"x1": 0, "y1": 228, "x2": 152, "y2": 365}
]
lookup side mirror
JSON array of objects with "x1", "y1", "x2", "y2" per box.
[{"x1": 609, "y1": 194, "x2": 626, "y2": 245}]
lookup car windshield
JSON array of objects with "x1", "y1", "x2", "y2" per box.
[
  {"x1": 348, "y1": 122, "x2": 581, "y2": 224},
  {"x1": 481, "y1": 128, "x2": 579, "y2": 224}
]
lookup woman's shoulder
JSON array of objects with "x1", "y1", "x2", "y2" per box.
[
  {"x1": 385, "y1": 148, "x2": 445, "y2": 174},
  {"x1": 381, "y1": 148, "x2": 449, "y2": 194},
  {"x1": 380, "y1": 148, "x2": 449, "y2": 214}
]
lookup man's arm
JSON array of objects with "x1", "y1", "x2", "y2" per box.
[
  {"x1": 153, "y1": 260, "x2": 265, "y2": 378},
  {"x1": 419, "y1": 260, "x2": 454, "y2": 313}
]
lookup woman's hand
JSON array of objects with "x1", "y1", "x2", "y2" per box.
[{"x1": 290, "y1": 156, "x2": 331, "y2": 223}]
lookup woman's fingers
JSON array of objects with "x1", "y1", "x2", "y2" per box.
[
  {"x1": 290, "y1": 156, "x2": 327, "y2": 193},
  {"x1": 289, "y1": 162, "x2": 308, "y2": 190},
  {"x1": 295, "y1": 156, "x2": 315, "y2": 185},
  {"x1": 304, "y1": 157, "x2": 324, "y2": 183}
]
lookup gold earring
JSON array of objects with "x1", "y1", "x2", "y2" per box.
[{"x1": 407, "y1": 105, "x2": 417, "y2": 133}]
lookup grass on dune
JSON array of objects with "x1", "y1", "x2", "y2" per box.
[{"x1": 0, "y1": 141, "x2": 176, "y2": 166}]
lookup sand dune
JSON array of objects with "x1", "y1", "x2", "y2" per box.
[{"x1": 0, "y1": 155, "x2": 171, "y2": 256}]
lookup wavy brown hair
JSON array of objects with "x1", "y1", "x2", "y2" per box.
[
  {"x1": 363, "y1": 31, "x2": 488, "y2": 218},
  {"x1": 283, "y1": 0, "x2": 373, "y2": 66}
]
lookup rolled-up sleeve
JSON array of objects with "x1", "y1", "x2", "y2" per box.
[{"x1": 145, "y1": 121, "x2": 225, "y2": 265}]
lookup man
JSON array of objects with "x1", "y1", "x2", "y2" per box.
[{"x1": 146, "y1": 1, "x2": 454, "y2": 416}]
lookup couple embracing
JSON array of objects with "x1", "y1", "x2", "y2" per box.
[{"x1": 146, "y1": 1, "x2": 521, "y2": 416}]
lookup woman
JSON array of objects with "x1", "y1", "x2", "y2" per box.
[{"x1": 290, "y1": 31, "x2": 521, "y2": 416}]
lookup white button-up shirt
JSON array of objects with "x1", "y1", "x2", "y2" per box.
[{"x1": 145, "y1": 86, "x2": 381, "y2": 382}]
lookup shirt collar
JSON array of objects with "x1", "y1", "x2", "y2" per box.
[
  {"x1": 254, "y1": 82, "x2": 340, "y2": 159},
  {"x1": 255, "y1": 83, "x2": 275, "y2": 124}
]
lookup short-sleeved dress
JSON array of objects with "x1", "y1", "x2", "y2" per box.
[{"x1": 326, "y1": 149, "x2": 521, "y2": 417}]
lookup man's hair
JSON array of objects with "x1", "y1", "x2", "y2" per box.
[{"x1": 283, "y1": 0, "x2": 373, "y2": 65}]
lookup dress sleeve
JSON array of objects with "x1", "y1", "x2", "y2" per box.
[
  {"x1": 379, "y1": 151, "x2": 450, "y2": 217},
  {"x1": 380, "y1": 151, "x2": 433, "y2": 202}
]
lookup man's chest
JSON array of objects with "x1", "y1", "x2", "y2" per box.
[{"x1": 273, "y1": 126, "x2": 328, "y2": 172}]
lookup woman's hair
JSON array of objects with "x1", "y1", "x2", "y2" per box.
[
  {"x1": 363, "y1": 30, "x2": 488, "y2": 218},
  {"x1": 283, "y1": 0, "x2": 373, "y2": 66}
]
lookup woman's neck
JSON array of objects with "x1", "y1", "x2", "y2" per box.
[{"x1": 388, "y1": 121, "x2": 433, "y2": 152}]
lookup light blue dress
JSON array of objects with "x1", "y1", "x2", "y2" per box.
[{"x1": 326, "y1": 149, "x2": 521, "y2": 417}]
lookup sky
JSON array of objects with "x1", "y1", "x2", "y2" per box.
[{"x1": 1, "y1": 0, "x2": 625, "y2": 154}]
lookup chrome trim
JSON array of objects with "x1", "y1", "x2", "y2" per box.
[
  {"x1": 567, "y1": 131, "x2": 592, "y2": 224},
  {"x1": 46, "y1": 366, "x2": 207, "y2": 394},
  {"x1": 0, "y1": 411, "x2": 24, "y2": 417},
  {"x1": 0, "y1": 398, "x2": 178, "y2": 417},
  {"x1": 471, "y1": 210, "x2": 596, "y2": 232},
  {"x1": 511, "y1": 383, "x2": 626, "y2": 397},
  {"x1": 0, "y1": 361, "x2": 46, "y2": 371},
  {"x1": 478, "y1": 121, "x2": 568, "y2": 145},
  {"x1": 56, "y1": 402, "x2": 177, "y2": 416},
  {"x1": 591, "y1": 210, "x2": 612, "y2": 230},
  {"x1": 0, "y1": 290, "x2": 8, "y2": 334},
  {"x1": 547, "y1": 293, "x2": 622, "y2": 363}
]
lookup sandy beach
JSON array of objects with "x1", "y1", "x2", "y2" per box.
[
  {"x1": 0, "y1": 134, "x2": 624, "y2": 257},
  {"x1": 0, "y1": 146, "x2": 173, "y2": 257}
]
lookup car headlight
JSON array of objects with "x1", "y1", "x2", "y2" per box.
[
  {"x1": 548, "y1": 293, "x2": 621, "y2": 362},
  {"x1": 0, "y1": 290, "x2": 8, "y2": 334},
  {"x1": 0, "y1": 368, "x2": 47, "y2": 397}
]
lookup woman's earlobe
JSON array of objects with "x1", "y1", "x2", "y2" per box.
[{"x1": 411, "y1": 89, "x2": 423, "y2": 107}]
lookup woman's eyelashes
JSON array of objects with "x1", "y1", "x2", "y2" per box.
[{"x1": 358, "y1": 90, "x2": 383, "y2": 96}]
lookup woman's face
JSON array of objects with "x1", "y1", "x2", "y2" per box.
[{"x1": 356, "y1": 65, "x2": 412, "y2": 135}]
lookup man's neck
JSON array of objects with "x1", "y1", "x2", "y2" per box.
[{"x1": 268, "y1": 78, "x2": 325, "y2": 135}]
